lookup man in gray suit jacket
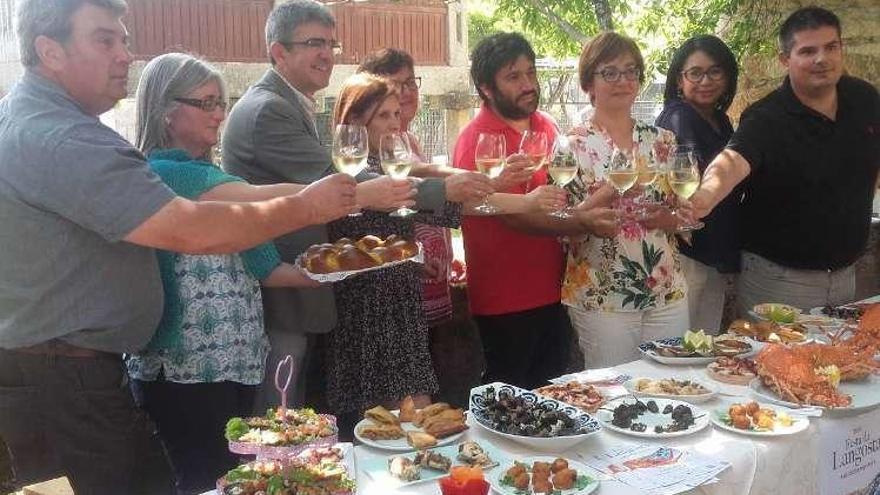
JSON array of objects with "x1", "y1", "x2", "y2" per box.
[{"x1": 222, "y1": 0, "x2": 492, "y2": 411}]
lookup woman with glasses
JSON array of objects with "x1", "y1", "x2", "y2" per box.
[
  {"x1": 564, "y1": 32, "x2": 688, "y2": 367},
  {"x1": 656, "y1": 35, "x2": 740, "y2": 333},
  {"x1": 125, "y1": 53, "x2": 350, "y2": 494}
]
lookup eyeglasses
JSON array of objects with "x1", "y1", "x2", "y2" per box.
[
  {"x1": 401, "y1": 77, "x2": 421, "y2": 91},
  {"x1": 681, "y1": 66, "x2": 725, "y2": 83},
  {"x1": 282, "y1": 38, "x2": 343, "y2": 56},
  {"x1": 594, "y1": 67, "x2": 641, "y2": 83},
  {"x1": 174, "y1": 97, "x2": 227, "y2": 112}
]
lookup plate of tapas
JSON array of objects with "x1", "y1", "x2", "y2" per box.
[
  {"x1": 225, "y1": 406, "x2": 338, "y2": 458},
  {"x1": 749, "y1": 342, "x2": 880, "y2": 413},
  {"x1": 623, "y1": 377, "x2": 718, "y2": 403},
  {"x1": 534, "y1": 381, "x2": 607, "y2": 413},
  {"x1": 711, "y1": 401, "x2": 810, "y2": 437},
  {"x1": 639, "y1": 331, "x2": 753, "y2": 365},
  {"x1": 726, "y1": 319, "x2": 808, "y2": 344},
  {"x1": 492, "y1": 456, "x2": 599, "y2": 495},
  {"x1": 596, "y1": 397, "x2": 710, "y2": 438},
  {"x1": 706, "y1": 356, "x2": 757, "y2": 386},
  {"x1": 297, "y1": 234, "x2": 422, "y2": 282},
  {"x1": 362, "y1": 440, "x2": 503, "y2": 487},
  {"x1": 354, "y1": 397, "x2": 468, "y2": 451},
  {"x1": 216, "y1": 444, "x2": 356, "y2": 495},
  {"x1": 470, "y1": 383, "x2": 601, "y2": 452}
]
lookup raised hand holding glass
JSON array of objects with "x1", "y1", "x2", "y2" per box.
[{"x1": 379, "y1": 132, "x2": 416, "y2": 217}]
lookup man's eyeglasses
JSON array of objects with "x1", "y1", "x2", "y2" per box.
[
  {"x1": 174, "y1": 97, "x2": 227, "y2": 112},
  {"x1": 401, "y1": 77, "x2": 421, "y2": 91},
  {"x1": 594, "y1": 67, "x2": 641, "y2": 83},
  {"x1": 282, "y1": 38, "x2": 343, "y2": 56},
  {"x1": 681, "y1": 66, "x2": 725, "y2": 83}
]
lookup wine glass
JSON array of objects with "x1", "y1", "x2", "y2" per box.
[
  {"x1": 546, "y1": 136, "x2": 579, "y2": 218},
  {"x1": 473, "y1": 132, "x2": 506, "y2": 214},
  {"x1": 607, "y1": 148, "x2": 637, "y2": 210},
  {"x1": 666, "y1": 146, "x2": 705, "y2": 231},
  {"x1": 332, "y1": 124, "x2": 369, "y2": 216},
  {"x1": 379, "y1": 132, "x2": 416, "y2": 217},
  {"x1": 520, "y1": 130, "x2": 549, "y2": 192}
]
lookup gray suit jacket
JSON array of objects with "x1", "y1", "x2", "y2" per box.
[{"x1": 222, "y1": 69, "x2": 446, "y2": 335}]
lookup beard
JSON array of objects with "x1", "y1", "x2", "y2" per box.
[{"x1": 491, "y1": 87, "x2": 540, "y2": 120}]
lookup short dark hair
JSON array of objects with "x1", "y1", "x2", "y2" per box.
[
  {"x1": 265, "y1": 0, "x2": 335, "y2": 65},
  {"x1": 578, "y1": 31, "x2": 645, "y2": 93},
  {"x1": 16, "y1": 0, "x2": 128, "y2": 68},
  {"x1": 779, "y1": 6, "x2": 841, "y2": 55},
  {"x1": 470, "y1": 32, "x2": 536, "y2": 104},
  {"x1": 663, "y1": 34, "x2": 738, "y2": 113},
  {"x1": 357, "y1": 48, "x2": 414, "y2": 76}
]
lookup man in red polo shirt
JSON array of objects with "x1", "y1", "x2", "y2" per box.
[{"x1": 454, "y1": 32, "x2": 617, "y2": 388}]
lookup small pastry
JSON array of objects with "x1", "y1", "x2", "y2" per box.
[
  {"x1": 398, "y1": 395, "x2": 416, "y2": 422},
  {"x1": 389, "y1": 456, "x2": 421, "y2": 481},
  {"x1": 364, "y1": 405, "x2": 400, "y2": 425},
  {"x1": 406, "y1": 431, "x2": 437, "y2": 449}
]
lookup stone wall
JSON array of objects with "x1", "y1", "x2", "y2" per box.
[{"x1": 729, "y1": 0, "x2": 880, "y2": 119}]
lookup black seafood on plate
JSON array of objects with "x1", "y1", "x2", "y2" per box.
[{"x1": 470, "y1": 384, "x2": 600, "y2": 438}]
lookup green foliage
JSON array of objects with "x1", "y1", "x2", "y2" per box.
[{"x1": 466, "y1": 0, "x2": 782, "y2": 78}]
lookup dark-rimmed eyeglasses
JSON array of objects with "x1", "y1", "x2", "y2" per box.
[
  {"x1": 281, "y1": 38, "x2": 343, "y2": 56},
  {"x1": 174, "y1": 97, "x2": 227, "y2": 112},
  {"x1": 681, "y1": 66, "x2": 725, "y2": 83},
  {"x1": 401, "y1": 77, "x2": 421, "y2": 91},
  {"x1": 594, "y1": 67, "x2": 641, "y2": 83}
]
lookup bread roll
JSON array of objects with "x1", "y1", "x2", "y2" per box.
[
  {"x1": 390, "y1": 239, "x2": 418, "y2": 258},
  {"x1": 306, "y1": 247, "x2": 340, "y2": 274},
  {"x1": 337, "y1": 245, "x2": 379, "y2": 271},
  {"x1": 356, "y1": 235, "x2": 384, "y2": 251},
  {"x1": 368, "y1": 246, "x2": 396, "y2": 264}
]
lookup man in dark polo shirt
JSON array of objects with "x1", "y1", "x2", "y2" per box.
[
  {"x1": 691, "y1": 6, "x2": 879, "y2": 314},
  {"x1": 0, "y1": 1, "x2": 357, "y2": 493}
]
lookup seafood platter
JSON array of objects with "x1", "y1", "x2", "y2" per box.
[
  {"x1": 493, "y1": 456, "x2": 599, "y2": 495},
  {"x1": 534, "y1": 381, "x2": 607, "y2": 413},
  {"x1": 596, "y1": 397, "x2": 710, "y2": 438},
  {"x1": 354, "y1": 396, "x2": 468, "y2": 451},
  {"x1": 711, "y1": 401, "x2": 810, "y2": 437},
  {"x1": 469, "y1": 383, "x2": 602, "y2": 451},
  {"x1": 623, "y1": 377, "x2": 718, "y2": 403},
  {"x1": 639, "y1": 330, "x2": 754, "y2": 365},
  {"x1": 706, "y1": 356, "x2": 758, "y2": 386},
  {"x1": 362, "y1": 440, "x2": 502, "y2": 487},
  {"x1": 747, "y1": 305, "x2": 880, "y2": 413}
]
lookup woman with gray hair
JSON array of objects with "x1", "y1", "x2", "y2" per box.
[{"x1": 126, "y1": 52, "x2": 332, "y2": 494}]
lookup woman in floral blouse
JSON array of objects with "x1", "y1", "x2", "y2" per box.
[{"x1": 564, "y1": 33, "x2": 689, "y2": 367}]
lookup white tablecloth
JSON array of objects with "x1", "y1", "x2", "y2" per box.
[{"x1": 354, "y1": 356, "x2": 879, "y2": 495}]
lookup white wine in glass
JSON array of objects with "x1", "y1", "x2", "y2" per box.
[
  {"x1": 608, "y1": 148, "x2": 637, "y2": 198},
  {"x1": 519, "y1": 130, "x2": 549, "y2": 172},
  {"x1": 547, "y1": 136, "x2": 578, "y2": 218},
  {"x1": 332, "y1": 124, "x2": 369, "y2": 216},
  {"x1": 379, "y1": 132, "x2": 416, "y2": 217},
  {"x1": 473, "y1": 132, "x2": 506, "y2": 214},
  {"x1": 667, "y1": 147, "x2": 704, "y2": 231}
]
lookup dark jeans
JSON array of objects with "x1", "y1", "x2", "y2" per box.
[
  {"x1": 0, "y1": 349, "x2": 171, "y2": 495},
  {"x1": 132, "y1": 378, "x2": 256, "y2": 495},
  {"x1": 474, "y1": 302, "x2": 573, "y2": 390}
]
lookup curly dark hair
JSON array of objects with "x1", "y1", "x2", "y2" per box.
[
  {"x1": 470, "y1": 32, "x2": 536, "y2": 104},
  {"x1": 662, "y1": 34, "x2": 738, "y2": 113}
]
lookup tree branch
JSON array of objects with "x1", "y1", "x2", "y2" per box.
[{"x1": 519, "y1": 0, "x2": 590, "y2": 45}]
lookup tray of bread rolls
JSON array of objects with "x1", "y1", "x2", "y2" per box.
[{"x1": 297, "y1": 234, "x2": 423, "y2": 282}]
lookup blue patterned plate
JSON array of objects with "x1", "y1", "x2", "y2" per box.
[{"x1": 469, "y1": 382, "x2": 601, "y2": 452}]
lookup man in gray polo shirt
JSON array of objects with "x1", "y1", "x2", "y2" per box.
[{"x1": 0, "y1": 1, "x2": 358, "y2": 493}]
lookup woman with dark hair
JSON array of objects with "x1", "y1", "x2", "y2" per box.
[{"x1": 656, "y1": 34, "x2": 741, "y2": 332}]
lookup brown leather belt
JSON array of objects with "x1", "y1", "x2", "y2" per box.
[{"x1": 9, "y1": 340, "x2": 118, "y2": 359}]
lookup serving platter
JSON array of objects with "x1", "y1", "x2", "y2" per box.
[
  {"x1": 596, "y1": 397, "x2": 710, "y2": 439},
  {"x1": 490, "y1": 456, "x2": 600, "y2": 495},
  {"x1": 296, "y1": 242, "x2": 423, "y2": 283},
  {"x1": 354, "y1": 410, "x2": 465, "y2": 452},
  {"x1": 623, "y1": 377, "x2": 718, "y2": 403},
  {"x1": 470, "y1": 383, "x2": 601, "y2": 452},
  {"x1": 749, "y1": 376, "x2": 880, "y2": 415},
  {"x1": 361, "y1": 441, "x2": 505, "y2": 488},
  {"x1": 639, "y1": 337, "x2": 753, "y2": 365},
  {"x1": 710, "y1": 404, "x2": 810, "y2": 437}
]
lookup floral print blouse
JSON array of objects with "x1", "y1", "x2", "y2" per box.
[{"x1": 562, "y1": 119, "x2": 687, "y2": 312}]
